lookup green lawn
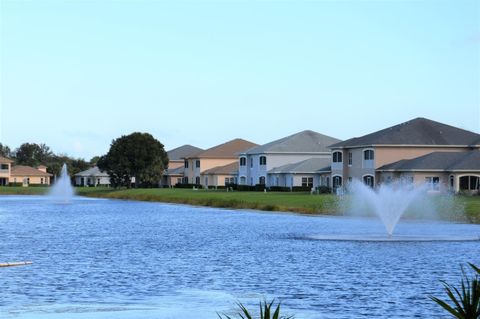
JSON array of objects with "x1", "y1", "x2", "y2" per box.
[{"x1": 1, "y1": 186, "x2": 479, "y2": 222}]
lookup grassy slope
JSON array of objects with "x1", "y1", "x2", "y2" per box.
[{"x1": 1, "y1": 186, "x2": 479, "y2": 222}]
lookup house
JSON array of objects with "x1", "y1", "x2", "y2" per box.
[
  {"x1": 329, "y1": 117, "x2": 480, "y2": 192},
  {"x1": 267, "y1": 157, "x2": 332, "y2": 189},
  {"x1": 0, "y1": 156, "x2": 13, "y2": 186},
  {"x1": 238, "y1": 130, "x2": 341, "y2": 187},
  {"x1": 183, "y1": 138, "x2": 257, "y2": 187},
  {"x1": 74, "y1": 166, "x2": 110, "y2": 187},
  {"x1": 162, "y1": 144, "x2": 203, "y2": 187},
  {"x1": 10, "y1": 165, "x2": 52, "y2": 186},
  {"x1": 201, "y1": 162, "x2": 238, "y2": 188},
  {"x1": 377, "y1": 151, "x2": 480, "y2": 193}
]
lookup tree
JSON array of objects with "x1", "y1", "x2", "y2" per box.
[
  {"x1": 0, "y1": 143, "x2": 12, "y2": 158},
  {"x1": 98, "y1": 132, "x2": 168, "y2": 188},
  {"x1": 14, "y1": 143, "x2": 53, "y2": 167}
]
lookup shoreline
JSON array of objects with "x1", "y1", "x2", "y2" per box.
[{"x1": 1, "y1": 186, "x2": 479, "y2": 223}]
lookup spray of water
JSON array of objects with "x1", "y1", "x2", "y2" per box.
[
  {"x1": 346, "y1": 180, "x2": 426, "y2": 236},
  {"x1": 48, "y1": 163, "x2": 74, "y2": 202}
]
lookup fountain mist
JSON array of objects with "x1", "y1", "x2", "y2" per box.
[
  {"x1": 48, "y1": 163, "x2": 74, "y2": 202},
  {"x1": 347, "y1": 180, "x2": 425, "y2": 236}
]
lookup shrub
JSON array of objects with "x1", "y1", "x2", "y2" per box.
[
  {"x1": 217, "y1": 299, "x2": 294, "y2": 319},
  {"x1": 430, "y1": 263, "x2": 480, "y2": 319},
  {"x1": 317, "y1": 186, "x2": 332, "y2": 194}
]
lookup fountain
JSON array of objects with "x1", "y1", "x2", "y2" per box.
[
  {"x1": 307, "y1": 179, "x2": 479, "y2": 242},
  {"x1": 48, "y1": 163, "x2": 75, "y2": 202}
]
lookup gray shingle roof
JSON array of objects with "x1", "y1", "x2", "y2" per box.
[
  {"x1": 167, "y1": 145, "x2": 203, "y2": 161},
  {"x1": 187, "y1": 139, "x2": 258, "y2": 159},
  {"x1": 164, "y1": 166, "x2": 184, "y2": 176},
  {"x1": 202, "y1": 162, "x2": 239, "y2": 175},
  {"x1": 74, "y1": 166, "x2": 109, "y2": 177},
  {"x1": 330, "y1": 118, "x2": 480, "y2": 149},
  {"x1": 268, "y1": 157, "x2": 332, "y2": 174},
  {"x1": 377, "y1": 151, "x2": 480, "y2": 171},
  {"x1": 244, "y1": 130, "x2": 341, "y2": 155}
]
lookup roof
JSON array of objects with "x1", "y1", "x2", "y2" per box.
[
  {"x1": 74, "y1": 166, "x2": 109, "y2": 177},
  {"x1": 163, "y1": 166, "x2": 184, "y2": 176},
  {"x1": 244, "y1": 130, "x2": 341, "y2": 155},
  {"x1": 11, "y1": 165, "x2": 53, "y2": 177},
  {"x1": 0, "y1": 156, "x2": 13, "y2": 164},
  {"x1": 167, "y1": 144, "x2": 203, "y2": 161},
  {"x1": 187, "y1": 139, "x2": 257, "y2": 159},
  {"x1": 377, "y1": 151, "x2": 480, "y2": 172},
  {"x1": 268, "y1": 157, "x2": 332, "y2": 174},
  {"x1": 202, "y1": 162, "x2": 239, "y2": 175},
  {"x1": 330, "y1": 117, "x2": 480, "y2": 149}
]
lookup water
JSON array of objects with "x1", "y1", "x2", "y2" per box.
[
  {"x1": 347, "y1": 181, "x2": 429, "y2": 236},
  {"x1": 48, "y1": 163, "x2": 74, "y2": 202},
  {"x1": 1, "y1": 195, "x2": 479, "y2": 318}
]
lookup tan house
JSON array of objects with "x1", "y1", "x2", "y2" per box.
[
  {"x1": 202, "y1": 162, "x2": 238, "y2": 188},
  {"x1": 183, "y1": 138, "x2": 257, "y2": 187},
  {"x1": 161, "y1": 144, "x2": 203, "y2": 187},
  {"x1": 328, "y1": 117, "x2": 480, "y2": 192},
  {"x1": 0, "y1": 156, "x2": 13, "y2": 186},
  {"x1": 10, "y1": 165, "x2": 52, "y2": 186}
]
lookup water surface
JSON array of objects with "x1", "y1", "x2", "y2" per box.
[{"x1": 1, "y1": 195, "x2": 479, "y2": 318}]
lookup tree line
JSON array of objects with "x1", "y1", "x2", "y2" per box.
[{"x1": 1, "y1": 132, "x2": 169, "y2": 188}]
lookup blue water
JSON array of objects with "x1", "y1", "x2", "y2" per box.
[{"x1": 0, "y1": 195, "x2": 479, "y2": 318}]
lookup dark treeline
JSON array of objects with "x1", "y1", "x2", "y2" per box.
[{"x1": 0, "y1": 142, "x2": 98, "y2": 178}]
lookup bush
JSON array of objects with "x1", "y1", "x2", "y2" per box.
[
  {"x1": 291, "y1": 186, "x2": 312, "y2": 192},
  {"x1": 268, "y1": 186, "x2": 292, "y2": 192},
  {"x1": 317, "y1": 186, "x2": 332, "y2": 194},
  {"x1": 430, "y1": 262, "x2": 480, "y2": 318},
  {"x1": 174, "y1": 183, "x2": 203, "y2": 189},
  {"x1": 8, "y1": 183, "x2": 23, "y2": 187}
]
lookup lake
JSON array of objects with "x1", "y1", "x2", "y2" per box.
[{"x1": 1, "y1": 195, "x2": 479, "y2": 318}]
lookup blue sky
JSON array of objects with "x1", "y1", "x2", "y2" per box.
[{"x1": 1, "y1": 0, "x2": 479, "y2": 159}]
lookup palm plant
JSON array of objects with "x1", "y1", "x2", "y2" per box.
[
  {"x1": 217, "y1": 299, "x2": 294, "y2": 319},
  {"x1": 430, "y1": 263, "x2": 480, "y2": 319}
]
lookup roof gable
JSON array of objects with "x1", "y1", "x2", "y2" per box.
[
  {"x1": 11, "y1": 165, "x2": 53, "y2": 176},
  {"x1": 190, "y1": 139, "x2": 257, "y2": 159},
  {"x1": 167, "y1": 144, "x2": 203, "y2": 161},
  {"x1": 0, "y1": 156, "x2": 13, "y2": 164},
  {"x1": 245, "y1": 130, "x2": 341, "y2": 154},
  {"x1": 330, "y1": 118, "x2": 480, "y2": 148}
]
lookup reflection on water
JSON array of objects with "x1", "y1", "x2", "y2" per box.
[{"x1": 1, "y1": 195, "x2": 479, "y2": 318}]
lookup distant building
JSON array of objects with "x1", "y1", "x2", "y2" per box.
[
  {"x1": 74, "y1": 166, "x2": 110, "y2": 187},
  {"x1": 162, "y1": 144, "x2": 203, "y2": 187},
  {"x1": 202, "y1": 162, "x2": 238, "y2": 188},
  {"x1": 268, "y1": 157, "x2": 332, "y2": 189},
  {"x1": 329, "y1": 117, "x2": 480, "y2": 193},
  {"x1": 10, "y1": 165, "x2": 52, "y2": 186},
  {"x1": 238, "y1": 130, "x2": 341, "y2": 187},
  {"x1": 0, "y1": 156, "x2": 14, "y2": 186},
  {"x1": 183, "y1": 138, "x2": 258, "y2": 187}
]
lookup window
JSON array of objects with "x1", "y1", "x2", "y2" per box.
[
  {"x1": 184, "y1": 160, "x2": 189, "y2": 168},
  {"x1": 41, "y1": 178, "x2": 44, "y2": 184},
  {"x1": 425, "y1": 177, "x2": 440, "y2": 191},
  {"x1": 0, "y1": 164, "x2": 8, "y2": 170},
  {"x1": 195, "y1": 176, "x2": 200, "y2": 185},
  {"x1": 333, "y1": 176, "x2": 342, "y2": 188},
  {"x1": 177, "y1": 178, "x2": 182, "y2": 184},
  {"x1": 240, "y1": 176, "x2": 246, "y2": 185},
  {"x1": 195, "y1": 160, "x2": 200, "y2": 168},
  {"x1": 240, "y1": 157, "x2": 246, "y2": 166},
  {"x1": 363, "y1": 175, "x2": 374, "y2": 187},
  {"x1": 259, "y1": 176, "x2": 265, "y2": 185},
  {"x1": 348, "y1": 152, "x2": 352, "y2": 166},
  {"x1": 348, "y1": 177, "x2": 353, "y2": 183},
  {"x1": 259, "y1": 156, "x2": 266, "y2": 166},
  {"x1": 364, "y1": 150, "x2": 374, "y2": 160},
  {"x1": 225, "y1": 177, "x2": 235, "y2": 185},
  {"x1": 250, "y1": 158, "x2": 253, "y2": 168},
  {"x1": 459, "y1": 176, "x2": 480, "y2": 191},
  {"x1": 332, "y1": 151, "x2": 343, "y2": 163},
  {"x1": 301, "y1": 177, "x2": 313, "y2": 188},
  {"x1": 449, "y1": 175, "x2": 454, "y2": 189}
]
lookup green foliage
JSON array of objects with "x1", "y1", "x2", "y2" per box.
[
  {"x1": 98, "y1": 132, "x2": 168, "y2": 188},
  {"x1": 218, "y1": 299, "x2": 294, "y2": 319},
  {"x1": 14, "y1": 143, "x2": 53, "y2": 167},
  {"x1": 0, "y1": 143, "x2": 12, "y2": 158},
  {"x1": 430, "y1": 263, "x2": 480, "y2": 319}
]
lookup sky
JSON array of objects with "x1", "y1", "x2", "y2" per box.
[{"x1": 0, "y1": 0, "x2": 479, "y2": 160}]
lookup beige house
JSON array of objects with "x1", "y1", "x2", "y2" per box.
[
  {"x1": 0, "y1": 156, "x2": 13, "y2": 186},
  {"x1": 328, "y1": 117, "x2": 480, "y2": 192},
  {"x1": 183, "y1": 138, "x2": 257, "y2": 187},
  {"x1": 161, "y1": 144, "x2": 203, "y2": 187},
  {"x1": 10, "y1": 165, "x2": 52, "y2": 186},
  {"x1": 202, "y1": 162, "x2": 238, "y2": 188}
]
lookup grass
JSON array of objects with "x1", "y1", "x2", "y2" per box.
[{"x1": 1, "y1": 186, "x2": 479, "y2": 222}]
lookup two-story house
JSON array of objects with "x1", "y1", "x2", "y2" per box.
[
  {"x1": 162, "y1": 144, "x2": 203, "y2": 187},
  {"x1": 328, "y1": 117, "x2": 480, "y2": 192},
  {"x1": 238, "y1": 130, "x2": 341, "y2": 187},
  {"x1": 0, "y1": 156, "x2": 13, "y2": 186},
  {"x1": 183, "y1": 138, "x2": 257, "y2": 187}
]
